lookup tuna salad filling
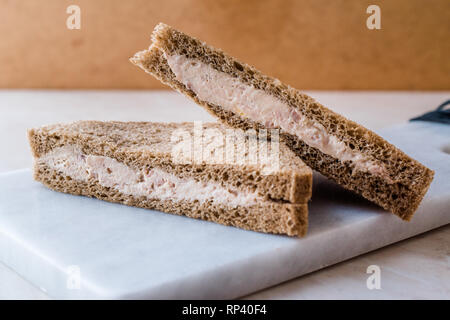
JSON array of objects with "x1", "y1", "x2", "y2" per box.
[
  {"x1": 38, "y1": 145, "x2": 262, "y2": 207},
  {"x1": 165, "y1": 52, "x2": 392, "y2": 182}
]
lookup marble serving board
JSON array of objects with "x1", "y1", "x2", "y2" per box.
[{"x1": 0, "y1": 121, "x2": 449, "y2": 299}]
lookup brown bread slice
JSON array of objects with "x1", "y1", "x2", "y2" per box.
[
  {"x1": 130, "y1": 23, "x2": 434, "y2": 221},
  {"x1": 28, "y1": 121, "x2": 312, "y2": 237}
]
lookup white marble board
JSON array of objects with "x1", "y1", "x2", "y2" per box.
[{"x1": 0, "y1": 121, "x2": 449, "y2": 299}]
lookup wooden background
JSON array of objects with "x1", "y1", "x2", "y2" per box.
[{"x1": 0, "y1": 0, "x2": 449, "y2": 90}]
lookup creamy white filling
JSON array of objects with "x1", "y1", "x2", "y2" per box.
[
  {"x1": 39, "y1": 145, "x2": 261, "y2": 207},
  {"x1": 166, "y1": 53, "x2": 390, "y2": 181}
]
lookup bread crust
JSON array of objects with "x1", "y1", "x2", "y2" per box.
[{"x1": 130, "y1": 23, "x2": 434, "y2": 220}]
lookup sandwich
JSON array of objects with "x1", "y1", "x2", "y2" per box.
[
  {"x1": 130, "y1": 23, "x2": 434, "y2": 220},
  {"x1": 28, "y1": 121, "x2": 312, "y2": 237}
]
